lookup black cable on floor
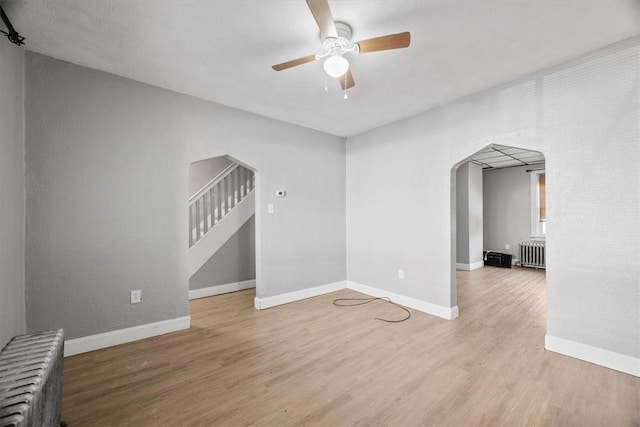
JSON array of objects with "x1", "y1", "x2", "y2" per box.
[{"x1": 332, "y1": 297, "x2": 411, "y2": 323}]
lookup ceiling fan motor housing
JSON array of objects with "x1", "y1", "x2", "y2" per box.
[
  {"x1": 319, "y1": 21, "x2": 359, "y2": 57},
  {"x1": 334, "y1": 21, "x2": 353, "y2": 41}
]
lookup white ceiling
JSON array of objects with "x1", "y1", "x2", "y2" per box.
[{"x1": 4, "y1": 0, "x2": 640, "y2": 137}]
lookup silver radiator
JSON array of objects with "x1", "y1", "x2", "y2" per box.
[
  {"x1": 0, "y1": 329, "x2": 64, "y2": 427},
  {"x1": 519, "y1": 241, "x2": 546, "y2": 269}
]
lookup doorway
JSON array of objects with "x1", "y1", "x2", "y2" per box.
[
  {"x1": 451, "y1": 144, "x2": 546, "y2": 312},
  {"x1": 187, "y1": 155, "x2": 258, "y2": 303}
]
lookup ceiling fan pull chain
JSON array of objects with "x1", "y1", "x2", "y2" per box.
[{"x1": 325, "y1": 72, "x2": 328, "y2": 92}]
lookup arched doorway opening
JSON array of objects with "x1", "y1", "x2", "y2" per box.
[{"x1": 450, "y1": 144, "x2": 546, "y2": 314}]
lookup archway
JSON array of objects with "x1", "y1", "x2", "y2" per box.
[{"x1": 450, "y1": 144, "x2": 546, "y2": 312}]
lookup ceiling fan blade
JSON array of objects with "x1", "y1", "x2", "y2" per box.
[
  {"x1": 306, "y1": 0, "x2": 337, "y2": 39},
  {"x1": 357, "y1": 32, "x2": 411, "y2": 53},
  {"x1": 272, "y1": 55, "x2": 317, "y2": 71},
  {"x1": 340, "y1": 69, "x2": 355, "y2": 90}
]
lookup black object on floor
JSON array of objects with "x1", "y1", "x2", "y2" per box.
[{"x1": 483, "y1": 251, "x2": 512, "y2": 268}]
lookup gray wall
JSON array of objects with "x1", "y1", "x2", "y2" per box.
[
  {"x1": 25, "y1": 53, "x2": 346, "y2": 340},
  {"x1": 347, "y1": 37, "x2": 639, "y2": 358},
  {"x1": 0, "y1": 42, "x2": 25, "y2": 348},
  {"x1": 483, "y1": 165, "x2": 535, "y2": 258},
  {"x1": 456, "y1": 163, "x2": 470, "y2": 264},
  {"x1": 456, "y1": 162, "x2": 483, "y2": 266},
  {"x1": 188, "y1": 156, "x2": 232, "y2": 197},
  {"x1": 190, "y1": 215, "x2": 255, "y2": 289},
  {"x1": 468, "y1": 163, "x2": 483, "y2": 266}
]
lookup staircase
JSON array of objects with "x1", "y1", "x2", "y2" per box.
[{"x1": 188, "y1": 162, "x2": 255, "y2": 276}]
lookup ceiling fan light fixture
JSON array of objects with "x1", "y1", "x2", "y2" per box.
[
  {"x1": 271, "y1": 1, "x2": 411, "y2": 94},
  {"x1": 323, "y1": 55, "x2": 349, "y2": 78}
]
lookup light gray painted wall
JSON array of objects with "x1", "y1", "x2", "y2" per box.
[
  {"x1": 468, "y1": 163, "x2": 483, "y2": 265},
  {"x1": 347, "y1": 37, "x2": 639, "y2": 358},
  {"x1": 25, "y1": 53, "x2": 346, "y2": 340},
  {"x1": 456, "y1": 162, "x2": 483, "y2": 266},
  {"x1": 188, "y1": 156, "x2": 232, "y2": 197},
  {"x1": 190, "y1": 215, "x2": 255, "y2": 289},
  {"x1": 483, "y1": 165, "x2": 534, "y2": 258},
  {"x1": 0, "y1": 42, "x2": 25, "y2": 348},
  {"x1": 456, "y1": 163, "x2": 470, "y2": 264}
]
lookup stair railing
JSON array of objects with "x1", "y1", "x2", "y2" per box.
[{"x1": 188, "y1": 163, "x2": 255, "y2": 248}]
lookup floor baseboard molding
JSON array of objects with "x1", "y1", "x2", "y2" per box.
[
  {"x1": 347, "y1": 281, "x2": 459, "y2": 320},
  {"x1": 253, "y1": 280, "x2": 458, "y2": 321},
  {"x1": 545, "y1": 334, "x2": 639, "y2": 377},
  {"x1": 470, "y1": 261, "x2": 484, "y2": 270},
  {"x1": 65, "y1": 316, "x2": 191, "y2": 357},
  {"x1": 254, "y1": 281, "x2": 346, "y2": 310},
  {"x1": 189, "y1": 279, "x2": 256, "y2": 300},
  {"x1": 456, "y1": 261, "x2": 484, "y2": 271}
]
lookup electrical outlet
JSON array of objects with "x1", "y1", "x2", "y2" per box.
[
  {"x1": 505, "y1": 244, "x2": 510, "y2": 250},
  {"x1": 398, "y1": 269, "x2": 405, "y2": 279},
  {"x1": 130, "y1": 290, "x2": 142, "y2": 304},
  {"x1": 267, "y1": 204, "x2": 274, "y2": 214}
]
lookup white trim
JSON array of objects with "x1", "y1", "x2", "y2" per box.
[
  {"x1": 254, "y1": 281, "x2": 347, "y2": 310},
  {"x1": 253, "y1": 280, "x2": 458, "y2": 321},
  {"x1": 470, "y1": 261, "x2": 484, "y2": 270},
  {"x1": 545, "y1": 334, "x2": 640, "y2": 378},
  {"x1": 456, "y1": 261, "x2": 484, "y2": 271},
  {"x1": 530, "y1": 170, "x2": 546, "y2": 237},
  {"x1": 347, "y1": 281, "x2": 458, "y2": 320},
  {"x1": 64, "y1": 316, "x2": 191, "y2": 357},
  {"x1": 189, "y1": 279, "x2": 256, "y2": 300}
]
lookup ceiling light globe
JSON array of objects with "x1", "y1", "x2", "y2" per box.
[{"x1": 323, "y1": 55, "x2": 349, "y2": 78}]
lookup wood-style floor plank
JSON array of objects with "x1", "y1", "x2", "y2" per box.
[{"x1": 62, "y1": 267, "x2": 640, "y2": 426}]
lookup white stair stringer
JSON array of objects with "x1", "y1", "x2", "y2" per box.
[{"x1": 188, "y1": 190, "x2": 255, "y2": 277}]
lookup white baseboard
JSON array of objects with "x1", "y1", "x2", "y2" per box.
[
  {"x1": 470, "y1": 261, "x2": 484, "y2": 270},
  {"x1": 189, "y1": 279, "x2": 256, "y2": 300},
  {"x1": 456, "y1": 261, "x2": 484, "y2": 271},
  {"x1": 347, "y1": 281, "x2": 458, "y2": 320},
  {"x1": 65, "y1": 316, "x2": 191, "y2": 357},
  {"x1": 254, "y1": 281, "x2": 347, "y2": 310},
  {"x1": 545, "y1": 334, "x2": 640, "y2": 377},
  {"x1": 253, "y1": 280, "x2": 458, "y2": 321}
]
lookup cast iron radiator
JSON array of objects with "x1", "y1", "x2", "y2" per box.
[
  {"x1": 519, "y1": 241, "x2": 546, "y2": 269},
  {"x1": 0, "y1": 329, "x2": 65, "y2": 427}
]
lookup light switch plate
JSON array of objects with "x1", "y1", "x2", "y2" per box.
[{"x1": 130, "y1": 290, "x2": 142, "y2": 304}]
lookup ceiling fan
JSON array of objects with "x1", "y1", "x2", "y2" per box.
[{"x1": 272, "y1": 0, "x2": 411, "y2": 92}]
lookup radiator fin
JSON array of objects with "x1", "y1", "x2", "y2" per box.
[
  {"x1": 519, "y1": 241, "x2": 546, "y2": 269},
  {"x1": 0, "y1": 329, "x2": 64, "y2": 427}
]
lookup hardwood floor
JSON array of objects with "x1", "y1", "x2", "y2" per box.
[{"x1": 62, "y1": 268, "x2": 640, "y2": 426}]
